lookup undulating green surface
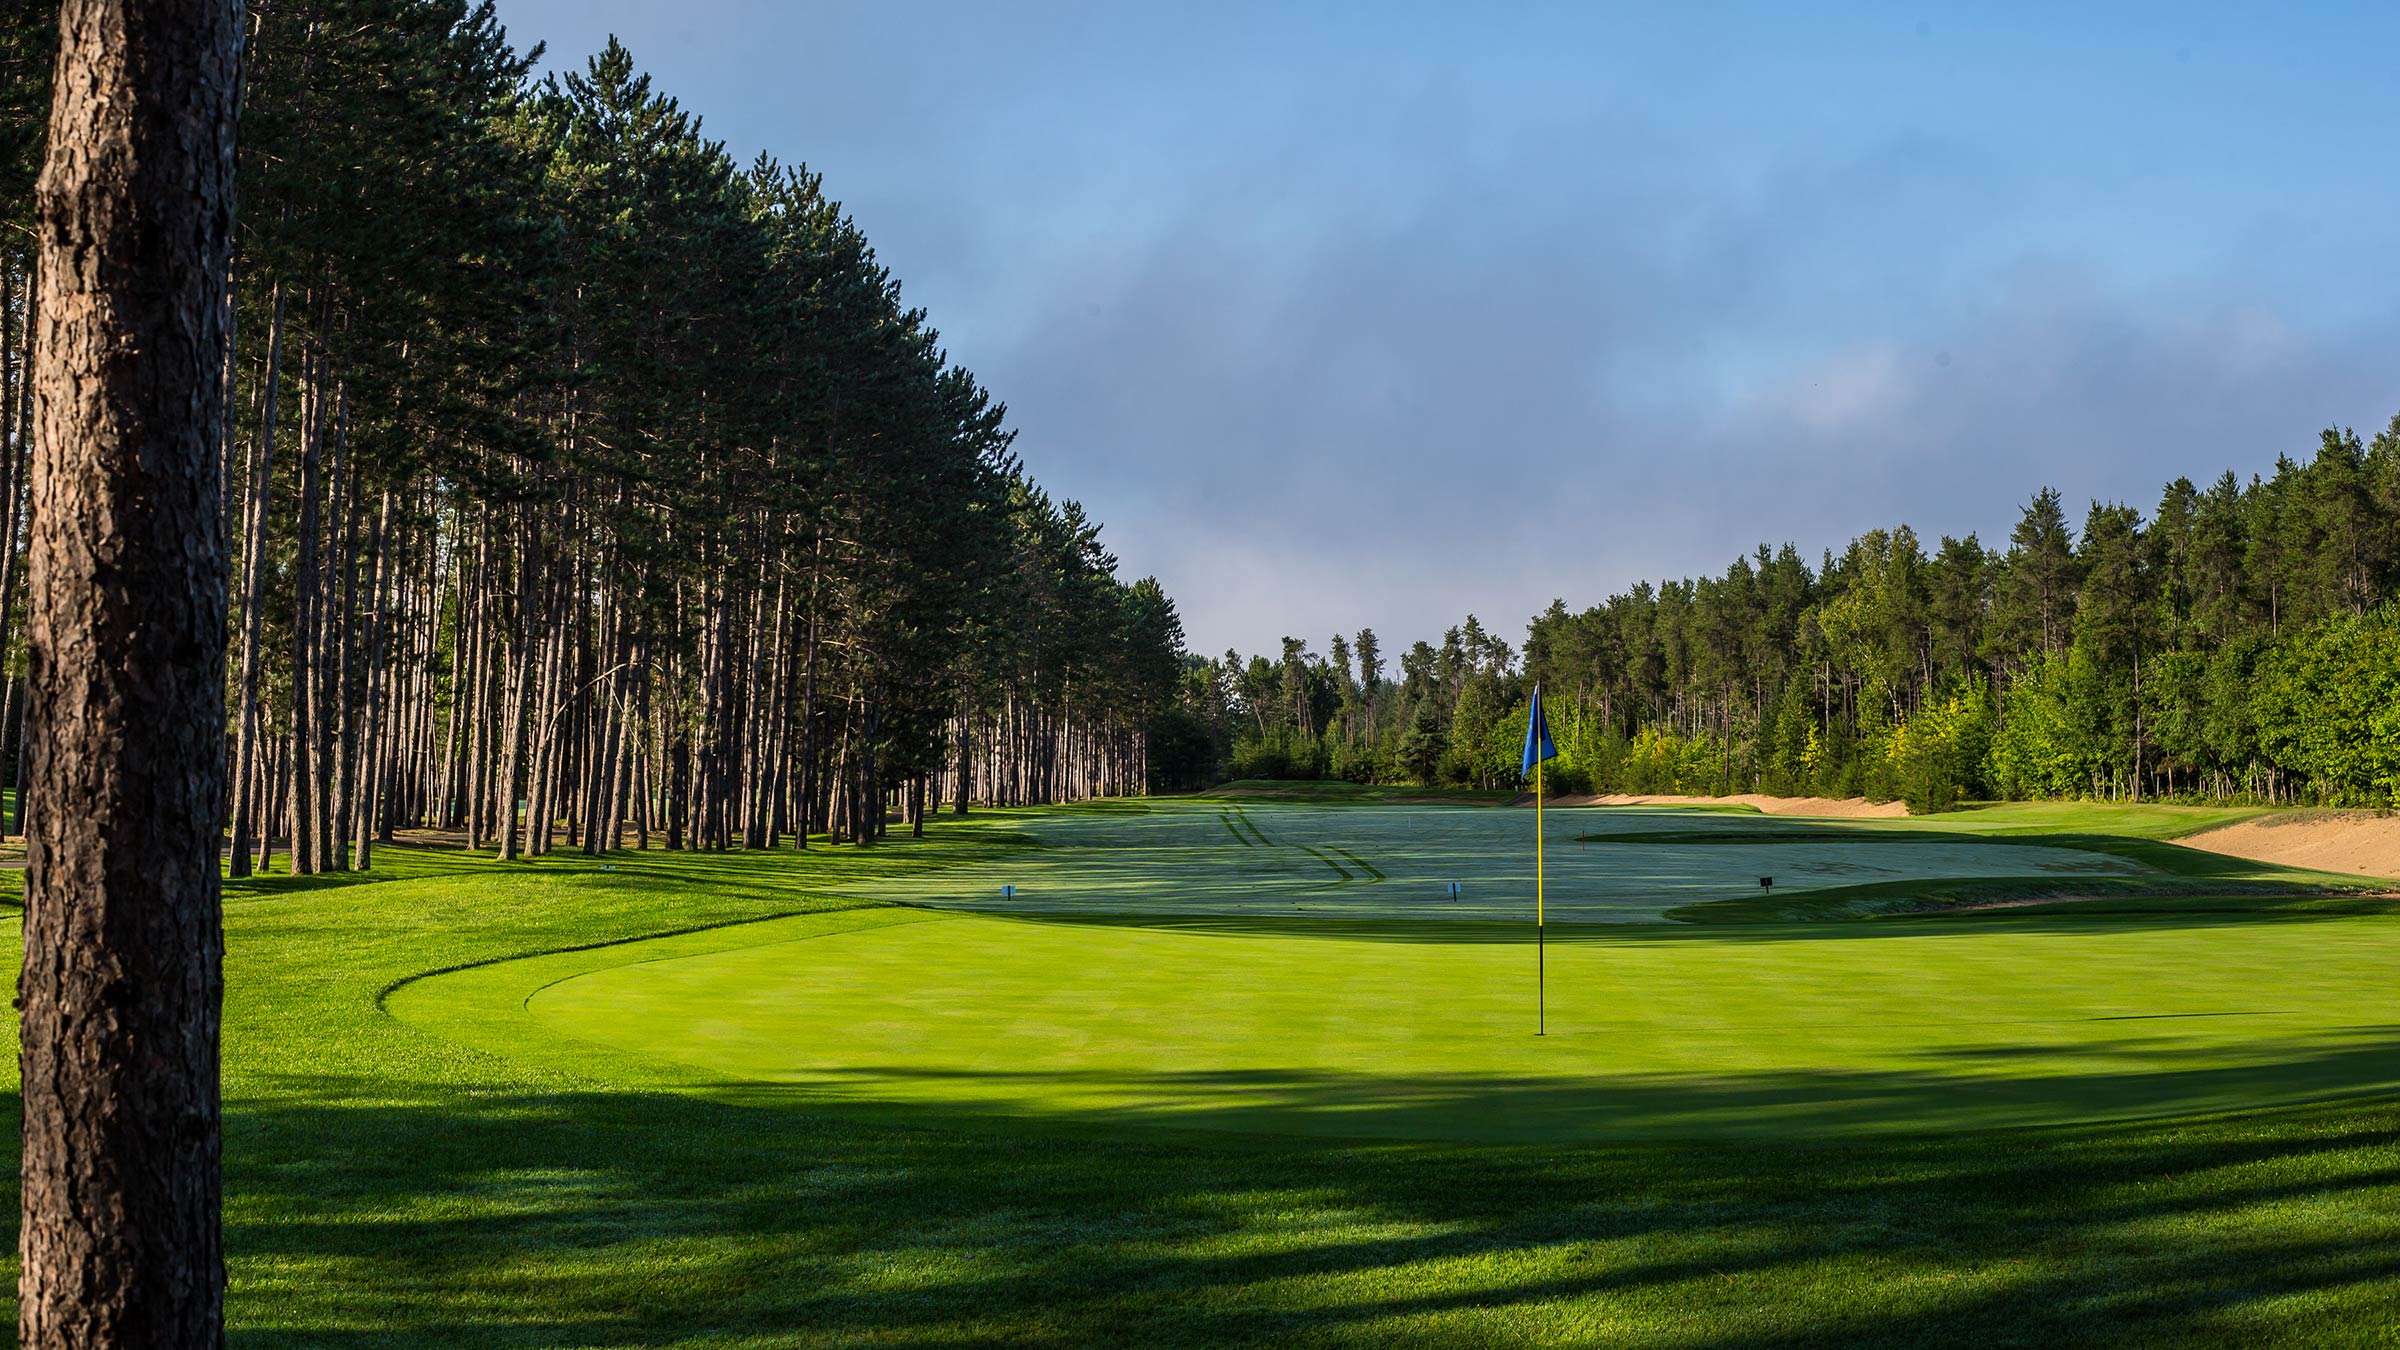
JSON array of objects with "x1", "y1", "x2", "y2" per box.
[
  {"x1": 421, "y1": 904, "x2": 2400, "y2": 1143},
  {"x1": 3, "y1": 799, "x2": 2397, "y2": 1344},
  {"x1": 827, "y1": 799, "x2": 2205, "y2": 921}
]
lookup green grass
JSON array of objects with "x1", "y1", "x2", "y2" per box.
[
  {"x1": 409, "y1": 905, "x2": 2400, "y2": 1144},
  {"x1": 1658, "y1": 803, "x2": 2387, "y2": 922},
  {"x1": 0, "y1": 800, "x2": 2397, "y2": 1343},
  {"x1": 827, "y1": 800, "x2": 2218, "y2": 923}
]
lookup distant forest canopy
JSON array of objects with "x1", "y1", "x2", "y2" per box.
[
  {"x1": 0, "y1": 2, "x2": 1189, "y2": 867},
  {"x1": 1181, "y1": 428, "x2": 2400, "y2": 810}
]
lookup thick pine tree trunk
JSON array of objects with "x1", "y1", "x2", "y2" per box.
[{"x1": 19, "y1": 0, "x2": 240, "y2": 1341}]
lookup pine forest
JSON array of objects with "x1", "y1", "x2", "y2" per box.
[
  {"x1": 0, "y1": 2, "x2": 1190, "y2": 874},
  {"x1": 1196, "y1": 442, "x2": 2400, "y2": 811}
]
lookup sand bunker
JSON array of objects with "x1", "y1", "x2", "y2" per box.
[
  {"x1": 1541, "y1": 793, "x2": 1910, "y2": 818},
  {"x1": 2178, "y1": 812, "x2": 2400, "y2": 881}
]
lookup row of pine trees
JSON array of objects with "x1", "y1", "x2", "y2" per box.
[
  {"x1": 0, "y1": 3, "x2": 1186, "y2": 871},
  {"x1": 1193, "y1": 428, "x2": 2400, "y2": 810}
]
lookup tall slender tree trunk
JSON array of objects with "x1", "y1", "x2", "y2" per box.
[
  {"x1": 498, "y1": 514, "x2": 539, "y2": 861},
  {"x1": 350, "y1": 492, "x2": 393, "y2": 869},
  {"x1": 225, "y1": 280, "x2": 283, "y2": 877},
  {"x1": 460, "y1": 515, "x2": 493, "y2": 843},
  {"x1": 745, "y1": 565, "x2": 786, "y2": 848},
  {"x1": 19, "y1": 2, "x2": 240, "y2": 1341},
  {"x1": 286, "y1": 342, "x2": 324, "y2": 875},
  {"x1": 795, "y1": 539, "x2": 821, "y2": 846},
  {"x1": 632, "y1": 653, "x2": 653, "y2": 850},
  {"x1": 0, "y1": 261, "x2": 32, "y2": 758},
  {"x1": 324, "y1": 397, "x2": 361, "y2": 868},
  {"x1": 0, "y1": 265, "x2": 37, "y2": 838},
  {"x1": 952, "y1": 685, "x2": 972, "y2": 815}
]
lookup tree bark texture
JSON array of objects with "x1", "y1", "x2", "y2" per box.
[{"x1": 19, "y1": 0, "x2": 241, "y2": 1345}]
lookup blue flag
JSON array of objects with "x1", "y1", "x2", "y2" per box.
[{"x1": 1520, "y1": 684, "x2": 1557, "y2": 778}]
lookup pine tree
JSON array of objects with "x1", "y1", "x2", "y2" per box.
[{"x1": 19, "y1": 0, "x2": 240, "y2": 1339}]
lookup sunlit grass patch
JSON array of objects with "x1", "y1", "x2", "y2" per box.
[{"x1": 0, "y1": 798, "x2": 2390, "y2": 1344}]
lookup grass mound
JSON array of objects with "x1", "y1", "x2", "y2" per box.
[{"x1": 405, "y1": 902, "x2": 2400, "y2": 1144}]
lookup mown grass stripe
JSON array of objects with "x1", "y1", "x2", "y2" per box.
[
  {"x1": 290, "y1": 798, "x2": 2400, "y2": 1345},
  {"x1": 1333, "y1": 847, "x2": 1385, "y2": 881},
  {"x1": 1300, "y1": 846, "x2": 1352, "y2": 881}
]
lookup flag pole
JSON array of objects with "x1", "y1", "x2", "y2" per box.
[{"x1": 1524, "y1": 683, "x2": 1553, "y2": 1038}]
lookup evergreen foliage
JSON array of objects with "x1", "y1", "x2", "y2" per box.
[
  {"x1": 1203, "y1": 427, "x2": 2400, "y2": 807},
  {"x1": 0, "y1": 6, "x2": 1188, "y2": 868}
]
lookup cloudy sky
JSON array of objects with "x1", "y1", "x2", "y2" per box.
[{"x1": 495, "y1": 1, "x2": 2400, "y2": 656}]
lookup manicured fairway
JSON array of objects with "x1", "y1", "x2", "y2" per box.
[
  {"x1": 403, "y1": 899, "x2": 2400, "y2": 1144},
  {"x1": 7, "y1": 798, "x2": 2399, "y2": 1345},
  {"x1": 827, "y1": 799, "x2": 2161, "y2": 920},
  {"x1": 391, "y1": 795, "x2": 2400, "y2": 1148}
]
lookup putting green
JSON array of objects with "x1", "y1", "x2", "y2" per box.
[
  {"x1": 405, "y1": 902, "x2": 2400, "y2": 1145},
  {"x1": 829, "y1": 800, "x2": 2149, "y2": 921}
]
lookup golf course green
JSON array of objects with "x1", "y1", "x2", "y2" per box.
[
  {"x1": 15, "y1": 793, "x2": 2400, "y2": 1342},
  {"x1": 823, "y1": 799, "x2": 2157, "y2": 920},
  {"x1": 394, "y1": 799, "x2": 2400, "y2": 1146}
]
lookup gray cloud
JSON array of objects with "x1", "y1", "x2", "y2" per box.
[{"x1": 496, "y1": 2, "x2": 2400, "y2": 656}]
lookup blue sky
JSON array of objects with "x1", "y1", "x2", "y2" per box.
[{"x1": 495, "y1": 1, "x2": 2400, "y2": 655}]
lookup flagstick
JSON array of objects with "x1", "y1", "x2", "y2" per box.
[{"x1": 1536, "y1": 753, "x2": 1545, "y2": 1037}]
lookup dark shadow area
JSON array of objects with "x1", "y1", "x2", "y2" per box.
[
  {"x1": 693, "y1": 1024, "x2": 2400, "y2": 1144},
  {"x1": 223, "y1": 826, "x2": 1047, "y2": 903},
  {"x1": 92, "y1": 1080, "x2": 2398, "y2": 1346},
  {"x1": 960, "y1": 900, "x2": 2400, "y2": 948},
  {"x1": 221, "y1": 830, "x2": 1046, "y2": 924},
  {"x1": 1576, "y1": 827, "x2": 2022, "y2": 846},
  {"x1": 1640, "y1": 823, "x2": 2392, "y2": 924},
  {"x1": 1670, "y1": 882, "x2": 2398, "y2": 926}
]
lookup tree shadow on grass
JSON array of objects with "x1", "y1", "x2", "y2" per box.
[
  {"x1": 698, "y1": 1024, "x2": 2400, "y2": 1145},
  {"x1": 179, "y1": 1079, "x2": 2400, "y2": 1347},
  {"x1": 0, "y1": 1071, "x2": 2386, "y2": 1346},
  {"x1": 218, "y1": 831, "x2": 1042, "y2": 924},
  {"x1": 966, "y1": 901, "x2": 2400, "y2": 947}
]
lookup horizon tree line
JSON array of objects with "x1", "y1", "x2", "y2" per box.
[{"x1": 1194, "y1": 426, "x2": 2400, "y2": 811}]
